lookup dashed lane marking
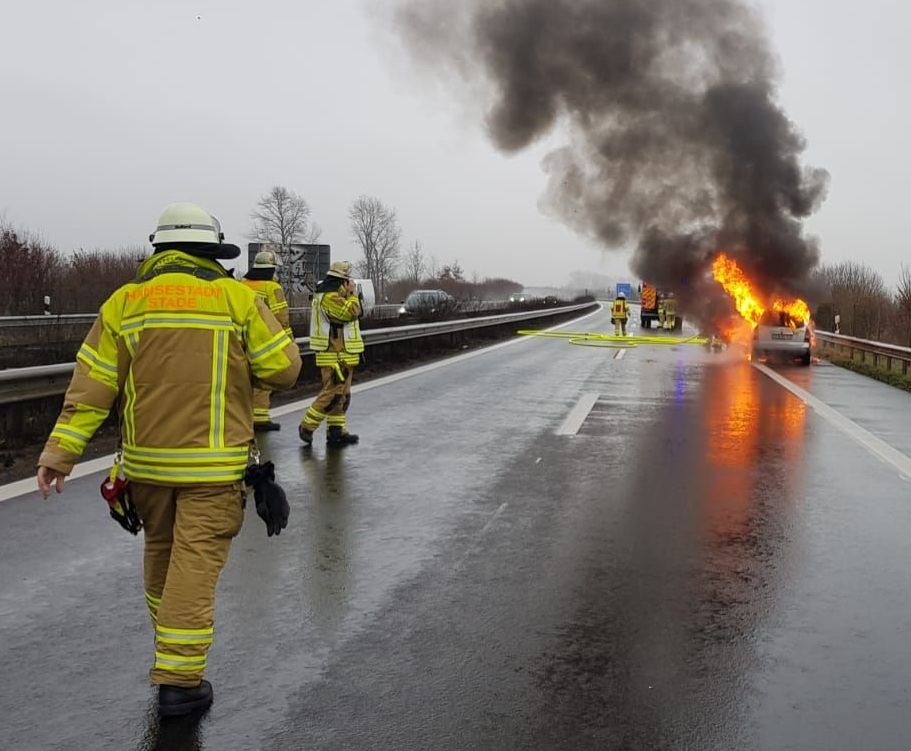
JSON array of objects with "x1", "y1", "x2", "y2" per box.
[
  {"x1": 556, "y1": 392, "x2": 600, "y2": 436},
  {"x1": 614, "y1": 349, "x2": 626, "y2": 360},
  {"x1": 753, "y1": 362, "x2": 911, "y2": 481}
]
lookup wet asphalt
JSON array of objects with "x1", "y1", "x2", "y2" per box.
[{"x1": 1, "y1": 306, "x2": 910, "y2": 750}]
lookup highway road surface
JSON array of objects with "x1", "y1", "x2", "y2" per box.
[{"x1": 1, "y1": 304, "x2": 910, "y2": 750}]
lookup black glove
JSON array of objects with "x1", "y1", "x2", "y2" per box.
[{"x1": 244, "y1": 461, "x2": 290, "y2": 537}]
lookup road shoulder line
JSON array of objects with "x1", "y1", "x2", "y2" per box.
[{"x1": 753, "y1": 362, "x2": 911, "y2": 480}]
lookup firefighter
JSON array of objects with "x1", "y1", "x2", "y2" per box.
[
  {"x1": 611, "y1": 291, "x2": 630, "y2": 336},
  {"x1": 242, "y1": 249, "x2": 293, "y2": 431},
  {"x1": 299, "y1": 261, "x2": 363, "y2": 447},
  {"x1": 657, "y1": 294, "x2": 666, "y2": 329},
  {"x1": 664, "y1": 292, "x2": 678, "y2": 331},
  {"x1": 35, "y1": 202, "x2": 302, "y2": 717}
]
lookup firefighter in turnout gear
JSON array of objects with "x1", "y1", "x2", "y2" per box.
[
  {"x1": 299, "y1": 260, "x2": 363, "y2": 447},
  {"x1": 242, "y1": 249, "x2": 292, "y2": 432},
  {"x1": 35, "y1": 203, "x2": 302, "y2": 718},
  {"x1": 611, "y1": 291, "x2": 630, "y2": 336},
  {"x1": 663, "y1": 292, "x2": 678, "y2": 331}
]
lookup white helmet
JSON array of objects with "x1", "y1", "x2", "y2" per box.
[
  {"x1": 253, "y1": 249, "x2": 283, "y2": 268},
  {"x1": 149, "y1": 202, "x2": 240, "y2": 259},
  {"x1": 617, "y1": 292, "x2": 626, "y2": 299}
]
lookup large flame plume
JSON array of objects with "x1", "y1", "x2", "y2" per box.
[{"x1": 712, "y1": 252, "x2": 810, "y2": 329}]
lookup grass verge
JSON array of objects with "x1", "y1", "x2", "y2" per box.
[{"x1": 820, "y1": 352, "x2": 911, "y2": 393}]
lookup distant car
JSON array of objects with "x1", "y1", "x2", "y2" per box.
[
  {"x1": 752, "y1": 310, "x2": 812, "y2": 366},
  {"x1": 543, "y1": 295, "x2": 559, "y2": 305},
  {"x1": 509, "y1": 291, "x2": 540, "y2": 304},
  {"x1": 398, "y1": 289, "x2": 456, "y2": 319}
]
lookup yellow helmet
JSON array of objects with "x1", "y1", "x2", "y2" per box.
[
  {"x1": 326, "y1": 260, "x2": 353, "y2": 279},
  {"x1": 253, "y1": 249, "x2": 283, "y2": 268}
]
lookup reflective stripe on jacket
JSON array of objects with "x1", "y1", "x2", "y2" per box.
[
  {"x1": 309, "y1": 290, "x2": 363, "y2": 367},
  {"x1": 241, "y1": 278, "x2": 291, "y2": 335},
  {"x1": 39, "y1": 250, "x2": 302, "y2": 483},
  {"x1": 612, "y1": 299, "x2": 629, "y2": 320}
]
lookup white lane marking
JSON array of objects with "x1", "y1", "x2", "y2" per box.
[
  {"x1": 0, "y1": 306, "x2": 603, "y2": 503},
  {"x1": 753, "y1": 362, "x2": 911, "y2": 480},
  {"x1": 556, "y1": 392, "x2": 600, "y2": 436},
  {"x1": 614, "y1": 349, "x2": 626, "y2": 360}
]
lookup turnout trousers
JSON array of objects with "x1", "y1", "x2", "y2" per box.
[
  {"x1": 252, "y1": 386, "x2": 272, "y2": 425},
  {"x1": 130, "y1": 482, "x2": 245, "y2": 687},
  {"x1": 300, "y1": 365, "x2": 355, "y2": 434}
]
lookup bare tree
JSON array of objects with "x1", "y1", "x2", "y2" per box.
[
  {"x1": 249, "y1": 185, "x2": 321, "y2": 256},
  {"x1": 439, "y1": 260, "x2": 464, "y2": 281},
  {"x1": 820, "y1": 261, "x2": 891, "y2": 340},
  {"x1": 349, "y1": 195, "x2": 401, "y2": 297},
  {"x1": 403, "y1": 240, "x2": 426, "y2": 285},
  {"x1": 896, "y1": 263, "x2": 911, "y2": 348}
]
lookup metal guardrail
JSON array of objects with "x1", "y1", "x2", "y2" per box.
[
  {"x1": 0, "y1": 304, "x2": 593, "y2": 405},
  {"x1": 815, "y1": 330, "x2": 911, "y2": 375},
  {"x1": 0, "y1": 314, "x2": 97, "y2": 329},
  {"x1": 1, "y1": 302, "x2": 517, "y2": 329}
]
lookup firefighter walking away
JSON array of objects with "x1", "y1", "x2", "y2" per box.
[
  {"x1": 299, "y1": 260, "x2": 364, "y2": 447},
  {"x1": 611, "y1": 291, "x2": 630, "y2": 336},
  {"x1": 35, "y1": 202, "x2": 302, "y2": 717},
  {"x1": 242, "y1": 249, "x2": 293, "y2": 431}
]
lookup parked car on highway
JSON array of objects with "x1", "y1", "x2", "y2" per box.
[
  {"x1": 398, "y1": 289, "x2": 456, "y2": 319},
  {"x1": 752, "y1": 310, "x2": 812, "y2": 366}
]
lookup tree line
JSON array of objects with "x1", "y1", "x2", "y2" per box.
[
  {"x1": 0, "y1": 225, "x2": 143, "y2": 315},
  {"x1": 813, "y1": 261, "x2": 911, "y2": 348},
  {"x1": 0, "y1": 186, "x2": 526, "y2": 316}
]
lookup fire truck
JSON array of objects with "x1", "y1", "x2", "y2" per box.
[{"x1": 639, "y1": 282, "x2": 682, "y2": 331}]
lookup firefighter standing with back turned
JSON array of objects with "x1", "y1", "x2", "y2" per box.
[
  {"x1": 612, "y1": 290, "x2": 630, "y2": 336},
  {"x1": 299, "y1": 260, "x2": 363, "y2": 447},
  {"x1": 35, "y1": 203, "x2": 302, "y2": 718},
  {"x1": 242, "y1": 249, "x2": 293, "y2": 431}
]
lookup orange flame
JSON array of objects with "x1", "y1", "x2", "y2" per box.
[{"x1": 711, "y1": 252, "x2": 810, "y2": 329}]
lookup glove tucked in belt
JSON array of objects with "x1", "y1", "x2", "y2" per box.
[{"x1": 244, "y1": 461, "x2": 290, "y2": 537}]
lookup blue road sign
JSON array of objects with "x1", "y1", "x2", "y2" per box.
[{"x1": 616, "y1": 282, "x2": 632, "y2": 298}]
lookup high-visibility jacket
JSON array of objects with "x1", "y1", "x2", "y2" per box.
[
  {"x1": 38, "y1": 250, "x2": 302, "y2": 484},
  {"x1": 241, "y1": 278, "x2": 291, "y2": 336},
  {"x1": 664, "y1": 298, "x2": 678, "y2": 317},
  {"x1": 612, "y1": 298, "x2": 629, "y2": 320},
  {"x1": 309, "y1": 288, "x2": 363, "y2": 367}
]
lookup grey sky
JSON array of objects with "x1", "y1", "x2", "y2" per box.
[{"x1": 0, "y1": 0, "x2": 907, "y2": 287}]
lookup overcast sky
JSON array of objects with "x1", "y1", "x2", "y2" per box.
[{"x1": 1, "y1": 0, "x2": 908, "y2": 287}]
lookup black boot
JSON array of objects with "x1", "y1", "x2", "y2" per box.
[
  {"x1": 327, "y1": 426, "x2": 359, "y2": 447},
  {"x1": 158, "y1": 680, "x2": 214, "y2": 718},
  {"x1": 298, "y1": 425, "x2": 313, "y2": 445},
  {"x1": 254, "y1": 421, "x2": 281, "y2": 432}
]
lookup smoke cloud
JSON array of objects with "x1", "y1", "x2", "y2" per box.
[{"x1": 395, "y1": 0, "x2": 828, "y2": 319}]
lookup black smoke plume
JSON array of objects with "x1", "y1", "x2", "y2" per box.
[{"x1": 395, "y1": 0, "x2": 828, "y2": 320}]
